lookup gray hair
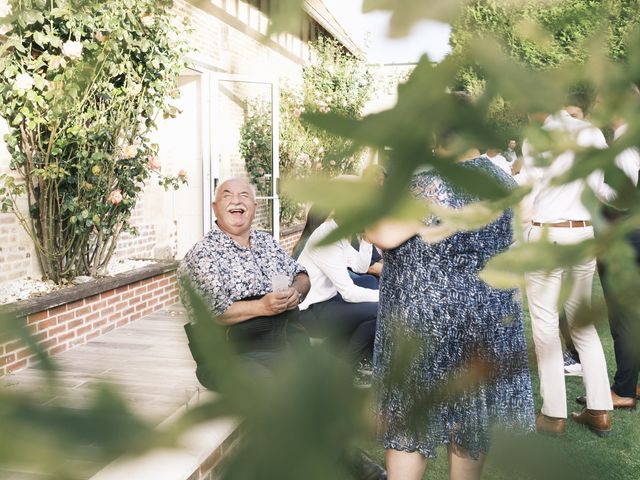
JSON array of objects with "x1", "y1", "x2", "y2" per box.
[{"x1": 214, "y1": 177, "x2": 258, "y2": 201}]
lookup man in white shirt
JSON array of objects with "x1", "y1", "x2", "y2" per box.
[
  {"x1": 523, "y1": 109, "x2": 614, "y2": 437},
  {"x1": 297, "y1": 218, "x2": 379, "y2": 368}
]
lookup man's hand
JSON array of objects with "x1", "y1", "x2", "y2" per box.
[
  {"x1": 284, "y1": 287, "x2": 303, "y2": 310},
  {"x1": 260, "y1": 291, "x2": 290, "y2": 315}
]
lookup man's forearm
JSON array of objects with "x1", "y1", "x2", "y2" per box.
[{"x1": 217, "y1": 298, "x2": 269, "y2": 325}]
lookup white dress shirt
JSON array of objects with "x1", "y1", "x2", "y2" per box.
[
  {"x1": 522, "y1": 110, "x2": 610, "y2": 223},
  {"x1": 486, "y1": 153, "x2": 512, "y2": 175},
  {"x1": 613, "y1": 124, "x2": 640, "y2": 187},
  {"x1": 298, "y1": 219, "x2": 379, "y2": 310}
]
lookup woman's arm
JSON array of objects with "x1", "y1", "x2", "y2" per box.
[{"x1": 365, "y1": 218, "x2": 428, "y2": 250}]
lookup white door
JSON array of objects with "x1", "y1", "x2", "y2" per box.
[{"x1": 153, "y1": 67, "x2": 209, "y2": 258}]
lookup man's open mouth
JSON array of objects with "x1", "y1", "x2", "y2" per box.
[{"x1": 228, "y1": 207, "x2": 246, "y2": 214}]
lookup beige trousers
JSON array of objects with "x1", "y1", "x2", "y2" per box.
[{"x1": 525, "y1": 225, "x2": 612, "y2": 418}]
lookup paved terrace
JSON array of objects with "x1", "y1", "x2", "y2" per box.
[{"x1": 0, "y1": 304, "x2": 236, "y2": 480}]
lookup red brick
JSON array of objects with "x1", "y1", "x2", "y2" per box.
[
  {"x1": 47, "y1": 325, "x2": 66, "y2": 338},
  {"x1": 100, "y1": 289, "x2": 118, "y2": 299},
  {"x1": 7, "y1": 359, "x2": 28, "y2": 373},
  {"x1": 67, "y1": 319, "x2": 84, "y2": 330},
  {"x1": 121, "y1": 290, "x2": 134, "y2": 300},
  {"x1": 99, "y1": 306, "x2": 115, "y2": 318},
  {"x1": 4, "y1": 339, "x2": 24, "y2": 353},
  {"x1": 76, "y1": 325, "x2": 93, "y2": 336},
  {"x1": 57, "y1": 332, "x2": 76, "y2": 343},
  {"x1": 55, "y1": 312, "x2": 75, "y2": 324},
  {"x1": 15, "y1": 348, "x2": 33, "y2": 361},
  {"x1": 48, "y1": 304, "x2": 68, "y2": 317},
  {"x1": 116, "y1": 318, "x2": 129, "y2": 328},
  {"x1": 84, "y1": 311, "x2": 100, "y2": 324},
  {"x1": 66, "y1": 299, "x2": 84, "y2": 311},
  {"x1": 141, "y1": 292, "x2": 153, "y2": 302},
  {"x1": 122, "y1": 307, "x2": 134, "y2": 317},
  {"x1": 73, "y1": 306, "x2": 92, "y2": 318},
  {"x1": 35, "y1": 318, "x2": 58, "y2": 332},
  {"x1": 134, "y1": 302, "x2": 148, "y2": 312},
  {"x1": 91, "y1": 300, "x2": 107, "y2": 312},
  {"x1": 28, "y1": 311, "x2": 49, "y2": 323},
  {"x1": 84, "y1": 293, "x2": 100, "y2": 304},
  {"x1": 49, "y1": 344, "x2": 67, "y2": 356},
  {"x1": 113, "y1": 300, "x2": 129, "y2": 311},
  {"x1": 0, "y1": 353, "x2": 16, "y2": 367}
]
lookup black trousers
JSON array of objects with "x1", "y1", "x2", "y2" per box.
[
  {"x1": 597, "y1": 229, "x2": 640, "y2": 398},
  {"x1": 300, "y1": 294, "x2": 378, "y2": 367}
]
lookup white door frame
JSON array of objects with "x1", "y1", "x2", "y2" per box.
[{"x1": 210, "y1": 73, "x2": 280, "y2": 239}]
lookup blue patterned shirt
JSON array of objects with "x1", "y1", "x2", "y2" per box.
[{"x1": 179, "y1": 223, "x2": 306, "y2": 317}]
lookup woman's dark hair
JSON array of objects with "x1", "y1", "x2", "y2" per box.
[{"x1": 291, "y1": 204, "x2": 330, "y2": 259}]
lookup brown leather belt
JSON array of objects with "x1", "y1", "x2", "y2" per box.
[{"x1": 531, "y1": 220, "x2": 592, "y2": 228}]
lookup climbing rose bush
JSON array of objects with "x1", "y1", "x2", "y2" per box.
[{"x1": 0, "y1": 0, "x2": 189, "y2": 283}]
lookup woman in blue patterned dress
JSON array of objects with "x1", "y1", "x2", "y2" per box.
[{"x1": 367, "y1": 148, "x2": 535, "y2": 479}]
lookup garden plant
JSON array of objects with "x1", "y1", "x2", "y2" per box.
[{"x1": 0, "y1": 0, "x2": 189, "y2": 283}]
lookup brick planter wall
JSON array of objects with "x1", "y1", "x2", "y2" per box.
[
  {"x1": 0, "y1": 262, "x2": 179, "y2": 377},
  {"x1": 279, "y1": 224, "x2": 304, "y2": 256}
]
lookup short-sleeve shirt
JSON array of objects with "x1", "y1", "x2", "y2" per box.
[{"x1": 178, "y1": 223, "x2": 306, "y2": 317}]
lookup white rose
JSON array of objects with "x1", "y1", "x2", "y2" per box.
[
  {"x1": 62, "y1": 40, "x2": 83, "y2": 60},
  {"x1": 121, "y1": 144, "x2": 138, "y2": 159},
  {"x1": 0, "y1": 3, "x2": 12, "y2": 17},
  {"x1": 14, "y1": 73, "x2": 34, "y2": 91},
  {"x1": 141, "y1": 16, "x2": 154, "y2": 27}
]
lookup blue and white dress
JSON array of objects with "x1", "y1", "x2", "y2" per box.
[{"x1": 373, "y1": 157, "x2": 535, "y2": 459}]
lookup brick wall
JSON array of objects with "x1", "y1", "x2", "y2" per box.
[{"x1": 0, "y1": 271, "x2": 179, "y2": 377}]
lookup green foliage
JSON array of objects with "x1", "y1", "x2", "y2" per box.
[
  {"x1": 0, "y1": 0, "x2": 189, "y2": 283},
  {"x1": 238, "y1": 37, "x2": 373, "y2": 227}
]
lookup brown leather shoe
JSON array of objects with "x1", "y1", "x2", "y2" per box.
[
  {"x1": 536, "y1": 412, "x2": 566, "y2": 436},
  {"x1": 636, "y1": 385, "x2": 640, "y2": 400},
  {"x1": 611, "y1": 390, "x2": 637, "y2": 410},
  {"x1": 571, "y1": 408, "x2": 612, "y2": 437},
  {"x1": 576, "y1": 390, "x2": 637, "y2": 410}
]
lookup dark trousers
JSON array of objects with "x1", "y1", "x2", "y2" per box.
[
  {"x1": 348, "y1": 270, "x2": 379, "y2": 290},
  {"x1": 300, "y1": 294, "x2": 377, "y2": 366},
  {"x1": 597, "y1": 229, "x2": 640, "y2": 398}
]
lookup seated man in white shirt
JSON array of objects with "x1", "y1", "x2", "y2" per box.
[{"x1": 297, "y1": 214, "x2": 379, "y2": 369}]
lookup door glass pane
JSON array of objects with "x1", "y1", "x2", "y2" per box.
[{"x1": 215, "y1": 79, "x2": 274, "y2": 199}]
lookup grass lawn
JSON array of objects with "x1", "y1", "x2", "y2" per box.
[{"x1": 364, "y1": 278, "x2": 640, "y2": 479}]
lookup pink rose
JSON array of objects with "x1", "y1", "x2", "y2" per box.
[
  {"x1": 108, "y1": 190, "x2": 123, "y2": 205},
  {"x1": 48, "y1": 56, "x2": 63, "y2": 70},
  {"x1": 95, "y1": 31, "x2": 107, "y2": 42},
  {"x1": 292, "y1": 108, "x2": 302, "y2": 118},
  {"x1": 148, "y1": 155, "x2": 161, "y2": 171},
  {"x1": 177, "y1": 169, "x2": 187, "y2": 177}
]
